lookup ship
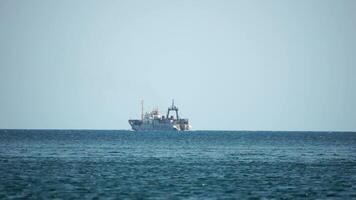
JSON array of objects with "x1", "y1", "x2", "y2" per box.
[{"x1": 128, "y1": 100, "x2": 191, "y2": 131}]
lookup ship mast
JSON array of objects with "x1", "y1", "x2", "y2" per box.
[
  {"x1": 141, "y1": 100, "x2": 144, "y2": 120},
  {"x1": 166, "y1": 99, "x2": 179, "y2": 119}
]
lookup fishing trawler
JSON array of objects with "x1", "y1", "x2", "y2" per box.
[{"x1": 128, "y1": 100, "x2": 191, "y2": 131}]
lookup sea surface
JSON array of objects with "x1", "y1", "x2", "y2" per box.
[{"x1": 0, "y1": 130, "x2": 355, "y2": 199}]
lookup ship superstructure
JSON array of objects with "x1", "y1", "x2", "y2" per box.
[{"x1": 129, "y1": 100, "x2": 191, "y2": 131}]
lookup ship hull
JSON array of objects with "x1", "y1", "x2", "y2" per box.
[
  {"x1": 130, "y1": 123, "x2": 179, "y2": 131},
  {"x1": 128, "y1": 119, "x2": 189, "y2": 131}
]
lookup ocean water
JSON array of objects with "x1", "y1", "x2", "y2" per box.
[{"x1": 0, "y1": 130, "x2": 355, "y2": 199}]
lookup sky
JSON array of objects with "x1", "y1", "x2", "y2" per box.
[{"x1": 0, "y1": 0, "x2": 355, "y2": 131}]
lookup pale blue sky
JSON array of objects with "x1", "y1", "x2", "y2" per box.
[{"x1": 0, "y1": 0, "x2": 355, "y2": 131}]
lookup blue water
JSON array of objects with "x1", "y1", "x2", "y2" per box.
[{"x1": 0, "y1": 130, "x2": 355, "y2": 199}]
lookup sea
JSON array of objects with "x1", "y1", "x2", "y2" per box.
[{"x1": 0, "y1": 130, "x2": 355, "y2": 199}]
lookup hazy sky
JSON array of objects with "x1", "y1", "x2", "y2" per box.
[{"x1": 1, "y1": 0, "x2": 355, "y2": 131}]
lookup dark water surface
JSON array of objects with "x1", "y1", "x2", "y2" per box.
[{"x1": 0, "y1": 130, "x2": 355, "y2": 199}]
